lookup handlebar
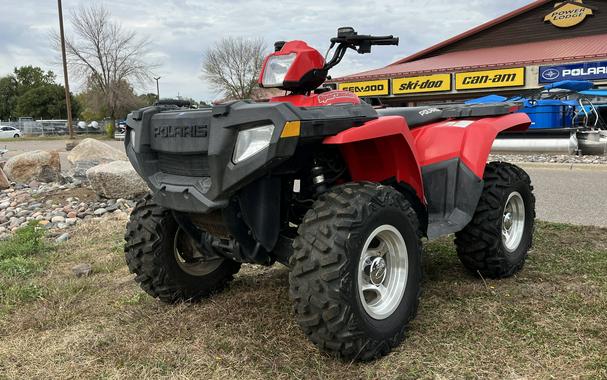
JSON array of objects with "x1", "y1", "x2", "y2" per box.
[
  {"x1": 330, "y1": 34, "x2": 399, "y2": 46},
  {"x1": 323, "y1": 27, "x2": 399, "y2": 71}
]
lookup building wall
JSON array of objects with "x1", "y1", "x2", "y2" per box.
[{"x1": 430, "y1": 0, "x2": 607, "y2": 57}]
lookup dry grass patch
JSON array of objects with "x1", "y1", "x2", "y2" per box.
[{"x1": 0, "y1": 219, "x2": 605, "y2": 379}]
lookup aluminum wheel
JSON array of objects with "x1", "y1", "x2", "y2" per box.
[
  {"x1": 173, "y1": 227, "x2": 223, "y2": 276},
  {"x1": 358, "y1": 225, "x2": 408, "y2": 320},
  {"x1": 502, "y1": 191, "x2": 525, "y2": 252}
]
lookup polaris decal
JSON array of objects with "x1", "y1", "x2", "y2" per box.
[
  {"x1": 338, "y1": 79, "x2": 389, "y2": 96},
  {"x1": 455, "y1": 68, "x2": 525, "y2": 90},
  {"x1": 539, "y1": 61, "x2": 607, "y2": 83},
  {"x1": 419, "y1": 108, "x2": 441, "y2": 116},
  {"x1": 154, "y1": 125, "x2": 209, "y2": 138},
  {"x1": 392, "y1": 74, "x2": 451, "y2": 95}
]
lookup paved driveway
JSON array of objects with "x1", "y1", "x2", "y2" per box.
[{"x1": 518, "y1": 163, "x2": 607, "y2": 228}]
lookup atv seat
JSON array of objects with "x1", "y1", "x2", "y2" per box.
[
  {"x1": 376, "y1": 102, "x2": 523, "y2": 128},
  {"x1": 377, "y1": 106, "x2": 444, "y2": 128}
]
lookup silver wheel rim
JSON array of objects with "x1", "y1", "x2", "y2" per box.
[
  {"x1": 502, "y1": 191, "x2": 525, "y2": 252},
  {"x1": 173, "y1": 227, "x2": 223, "y2": 276},
  {"x1": 357, "y1": 225, "x2": 408, "y2": 320}
]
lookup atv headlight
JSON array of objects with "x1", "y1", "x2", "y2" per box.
[
  {"x1": 262, "y1": 53, "x2": 296, "y2": 87},
  {"x1": 233, "y1": 124, "x2": 275, "y2": 163}
]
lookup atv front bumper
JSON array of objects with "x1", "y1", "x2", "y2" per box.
[{"x1": 125, "y1": 100, "x2": 376, "y2": 213}]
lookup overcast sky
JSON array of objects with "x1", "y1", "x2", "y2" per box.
[{"x1": 0, "y1": 0, "x2": 533, "y2": 102}]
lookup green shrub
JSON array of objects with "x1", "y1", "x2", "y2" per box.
[
  {"x1": 0, "y1": 222, "x2": 50, "y2": 278},
  {"x1": 0, "y1": 221, "x2": 49, "y2": 260}
]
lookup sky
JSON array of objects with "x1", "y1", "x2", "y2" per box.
[{"x1": 0, "y1": 0, "x2": 534, "y2": 102}]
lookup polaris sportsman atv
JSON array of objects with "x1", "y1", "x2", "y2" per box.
[{"x1": 124, "y1": 27, "x2": 535, "y2": 361}]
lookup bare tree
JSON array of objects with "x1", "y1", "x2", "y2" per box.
[
  {"x1": 53, "y1": 4, "x2": 156, "y2": 124},
  {"x1": 202, "y1": 37, "x2": 266, "y2": 100}
]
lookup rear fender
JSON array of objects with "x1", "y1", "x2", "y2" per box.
[
  {"x1": 410, "y1": 112, "x2": 531, "y2": 238},
  {"x1": 412, "y1": 112, "x2": 531, "y2": 177},
  {"x1": 323, "y1": 116, "x2": 424, "y2": 201}
]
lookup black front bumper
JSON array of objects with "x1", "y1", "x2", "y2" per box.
[{"x1": 126, "y1": 100, "x2": 376, "y2": 213}]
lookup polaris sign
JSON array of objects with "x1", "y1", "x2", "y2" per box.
[{"x1": 539, "y1": 61, "x2": 607, "y2": 83}]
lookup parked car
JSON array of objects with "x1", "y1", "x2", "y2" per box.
[{"x1": 0, "y1": 126, "x2": 22, "y2": 138}]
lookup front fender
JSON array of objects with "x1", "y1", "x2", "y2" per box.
[{"x1": 323, "y1": 116, "x2": 424, "y2": 201}]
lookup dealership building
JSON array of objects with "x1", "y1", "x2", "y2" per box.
[{"x1": 332, "y1": 0, "x2": 607, "y2": 106}]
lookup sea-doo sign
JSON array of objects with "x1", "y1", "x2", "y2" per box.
[
  {"x1": 338, "y1": 79, "x2": 389, "y2": 96},
  {"x1": 544, "y1": 0, "x2": 595, "y2": 28},
  {"x1": 539, "y1": 61, "x2": 607, "y2": 83}
]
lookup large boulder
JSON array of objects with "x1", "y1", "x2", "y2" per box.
[
  {"x1": 4, "y1": 150, "x2": 61, "y2": 183},
  {"x1": 67, "y1": 138, "x2": 126, "y2": 165},
  {"x1": 0, "y1": 168, "x2": 9, "y2": 189},
  {"x1": 86, "y1": 161, "x2": 149, "y2": 199}
]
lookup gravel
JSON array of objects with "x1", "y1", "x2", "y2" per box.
[
  {"x1": 0, "y1": 176, "x2": 136, "y2": 240},
  {"x1": 489, "y1": 154, "x2": 607, "y2": 165}
]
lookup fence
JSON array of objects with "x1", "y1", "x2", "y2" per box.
[{"x1": 0, "y1": 119, "x2": 111, "y2": 136}]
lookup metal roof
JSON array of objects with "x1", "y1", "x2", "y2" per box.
[
  {"x1": 391, "y1": 0, "x2": 552, "y2": 66},
  {"x1": 337, "y1": 34, "x2": 607, "y2": 82}
]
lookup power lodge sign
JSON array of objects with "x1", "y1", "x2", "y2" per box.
[{"x1": 544, "y1": 0, "x2": 595, "y2": 28}]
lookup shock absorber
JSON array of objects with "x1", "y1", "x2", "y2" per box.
[{"x1": 311, "y1": 166, "x2": 327, "y2": 194}]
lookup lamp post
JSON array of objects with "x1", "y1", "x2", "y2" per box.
[
  {"x1": 154, "y1": 76, "x2": 161, "y2": 101},
  {"x1": 57, "y1": 0, "x2": 74, "y2": 139}
]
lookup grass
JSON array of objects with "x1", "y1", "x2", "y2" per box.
[
  {"x1": 0, "y1": 217, "x2": 605, "y2": 379},
  {"x1": 0, "y1": 222, "x2": 52, "y2": 313}
]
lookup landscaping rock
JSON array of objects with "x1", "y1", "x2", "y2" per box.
[
  {"x1": 67, "y1": 138, "x2": 126, "y2": 165},
  {"x1": 3, "y1": 150, "x2": 61, "y2": 183},
  {"x1": 72, "y1": 159, "x2": 102, "y2": 181},
  {"x1": 86, "y1": 161, "x2": 148, "y2": 199},
  {"x1": 0, "y1": 168, "x2": 10, "y2": 190},
  {"x1": 71, "y1": 263, "x2": 92, "y2": 277},
  {"x1": 93, "y1": 208, "x2": 107, "y2": 216},
  {"x1": 55, "y1": 233, "x2": 70, "y2": 242}
]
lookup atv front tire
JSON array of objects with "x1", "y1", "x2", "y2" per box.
[
  {"x1": 289, "y1": 182, "x2": 422, "y2": 361},
  {"x1": 125, "y1": 193, "x2": 240, "y2": 303},
  {"x1": 455, "y1": 162, "x2": 535, "y2": 278}
]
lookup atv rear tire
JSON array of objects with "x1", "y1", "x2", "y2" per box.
[
  {"x1": 455, "y1": 162, "x2": 535, "y2": 278},
  {"x1": 125, "y1": 193, "x2": 240, "y2": 303},
  {"x1": 289, "y1": 182, "x2": 422, "y2": 361}
]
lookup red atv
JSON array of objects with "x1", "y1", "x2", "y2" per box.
[{"x1": 124, "y1": 27, "x2": 535, "y2": 361}]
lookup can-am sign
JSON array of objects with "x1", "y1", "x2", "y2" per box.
[{"x1": 539, "y1": 61, "x2": 607, "y2": 83}]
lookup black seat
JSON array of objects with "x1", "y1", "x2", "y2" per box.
[{"x1": 376, "y1": 106, "x2": 445, "y2": 128}]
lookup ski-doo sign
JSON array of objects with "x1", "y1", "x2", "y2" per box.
[{"x1": 539, "y1": 61, "x2": 607, "y2": 83}]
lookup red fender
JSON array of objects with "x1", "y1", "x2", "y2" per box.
[
  {"x1": 323, "y1": 116, "x2": 425, "y2": 201},
  {"x1": 410, "y1": 112, "x2": 531, "y2": 178}
]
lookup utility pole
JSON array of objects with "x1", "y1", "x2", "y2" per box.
[
  {"x1": 154, "y1": 76, "x2": 161, "y2": 101},
  {"x1": 57, "y1": 0, "x2": 74, "y2": 139}
]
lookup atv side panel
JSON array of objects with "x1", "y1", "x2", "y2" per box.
[{"x1": 325, "y1": 112, "x2": 531, "y2": 238}]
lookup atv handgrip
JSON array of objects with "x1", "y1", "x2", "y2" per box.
[{"x1": 330, "y1": 34, "x2": 399, "y2": 46}]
